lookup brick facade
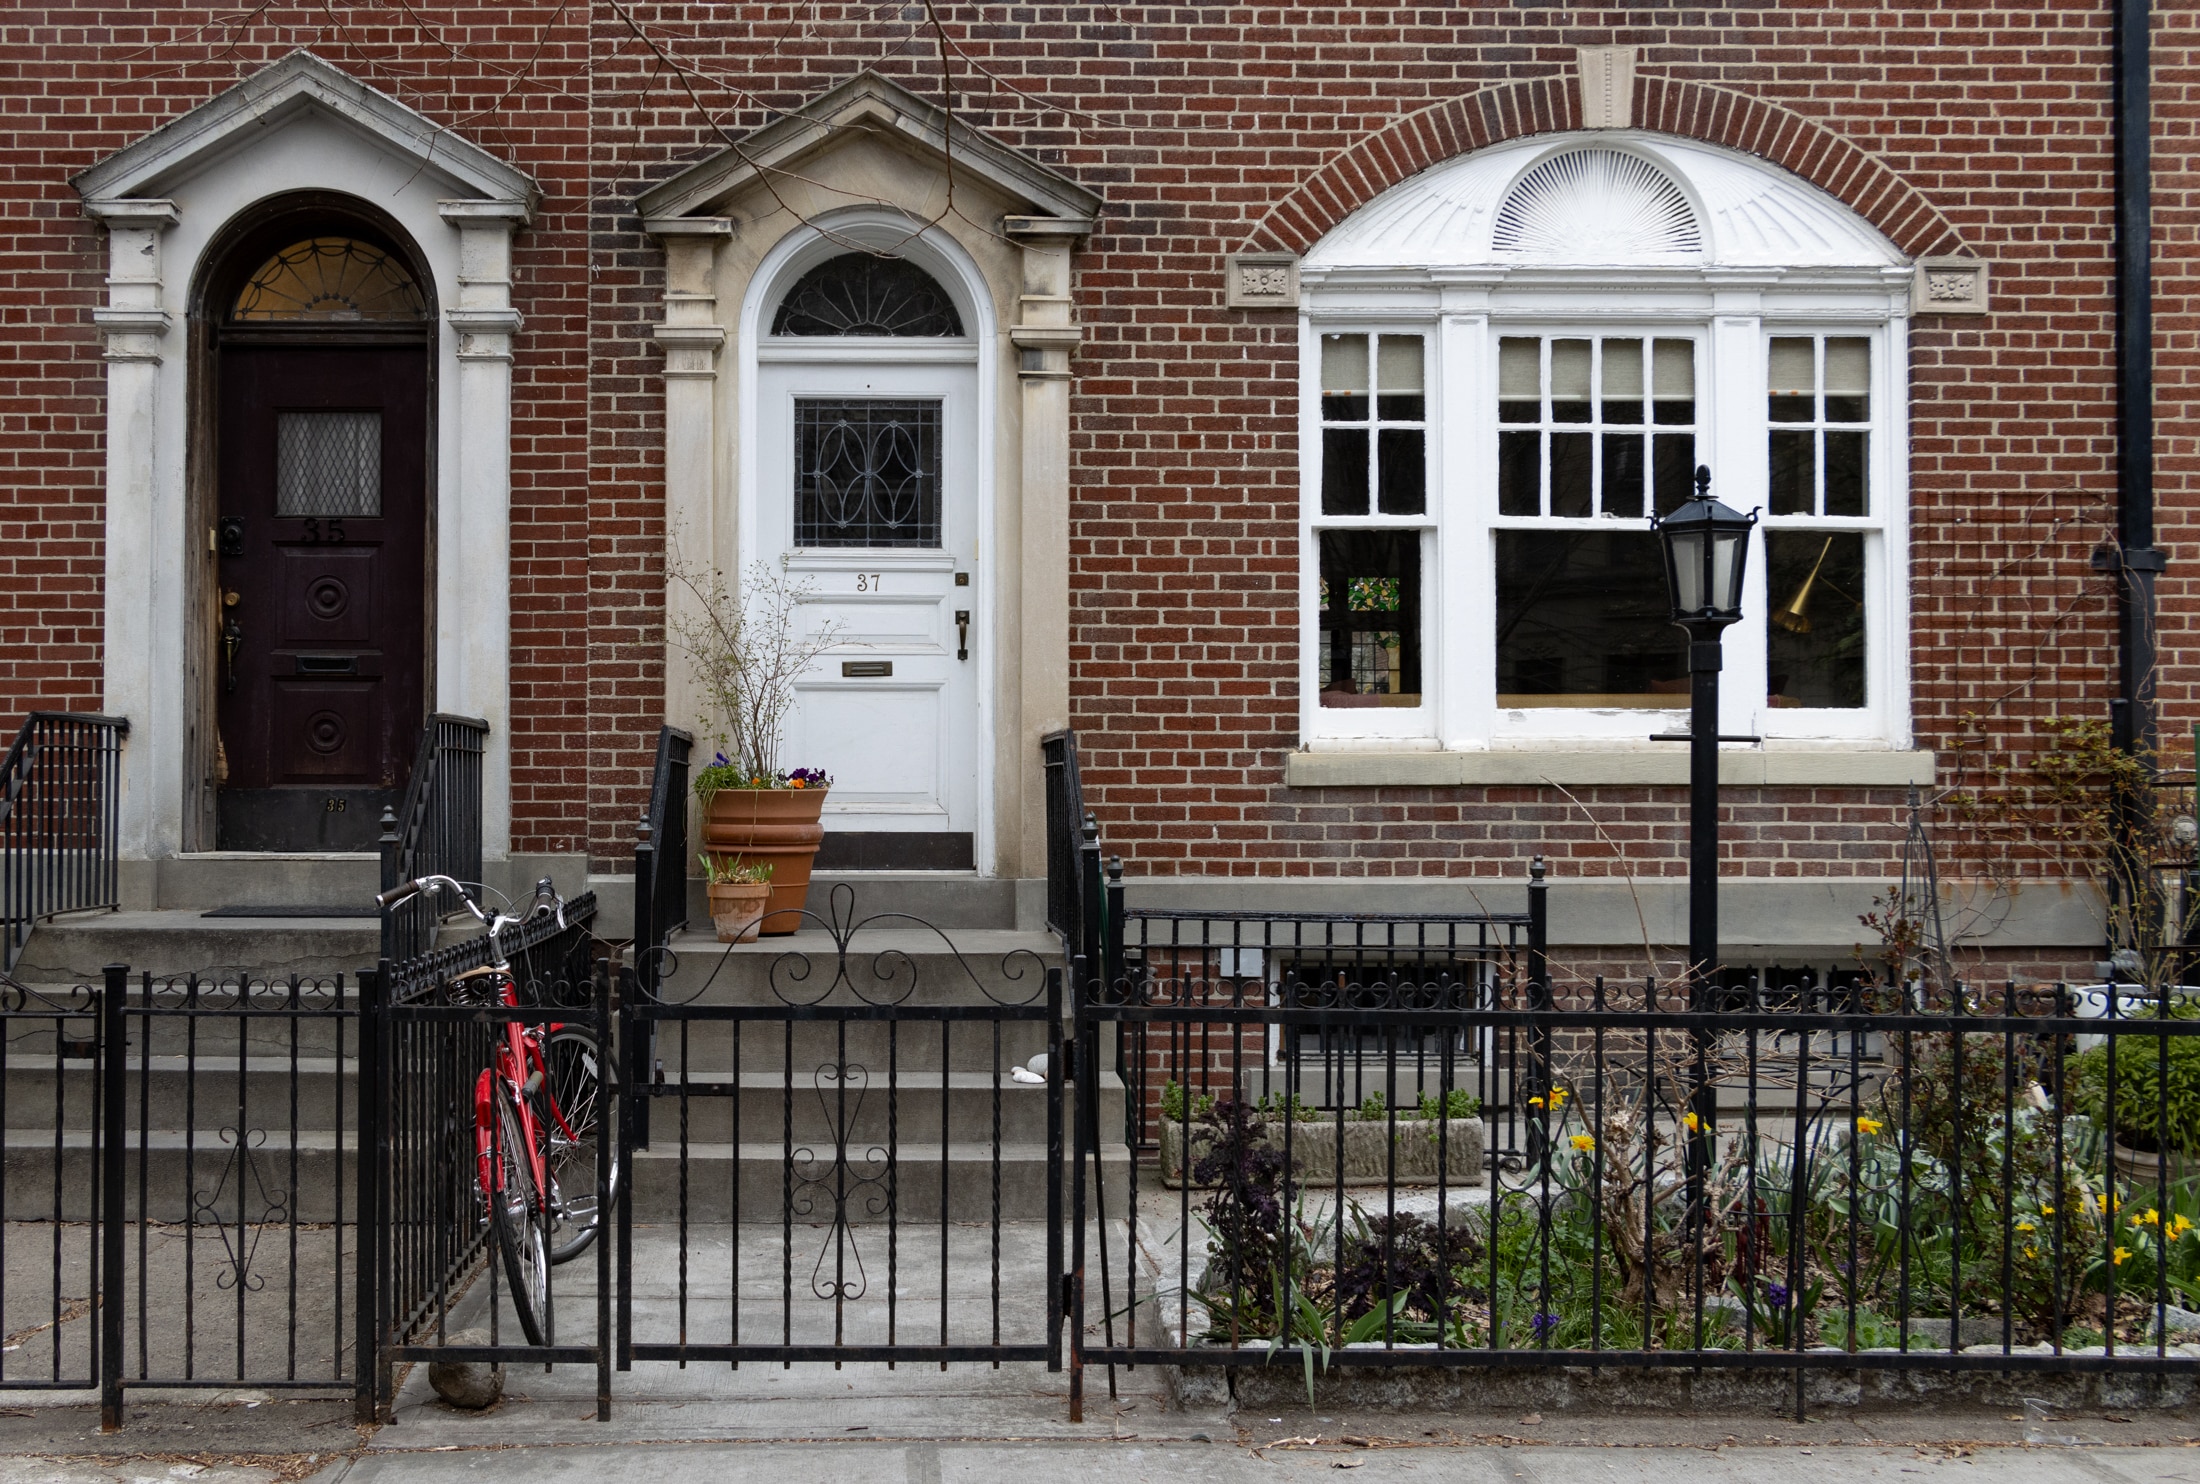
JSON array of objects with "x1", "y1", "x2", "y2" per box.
[{"x1": 3, "y1": 4, "x2": 2194, "y2": 962}]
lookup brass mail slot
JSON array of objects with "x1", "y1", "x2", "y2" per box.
[{"x1": 841, "y1": 660, "x2": 893, "y2": 678}]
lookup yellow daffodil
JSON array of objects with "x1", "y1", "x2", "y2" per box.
[
  {"x1": 2015, "y1": 1221, "x2": 2036, "y2": 1234},
  {"x1": 1570, "y1": 1134, "x2": 1597, "y2": 1154},
  {"x1": 1549, "y1": 1088, "x2": 1570, "y2": 1109},
  {"x1": 2137, "y1": 1208, "x2": 2162, "y2": 1229},
  {"x1": 1854, "y1": 1116, "x2": 1885, "y2": 1136},
  {"x1": 1682, "y1": 1111, "x2": 1704, "y2": 1134},
  {"x1": 2175, "y1": 1215, "x2": 2194, "y2": 1237},
  {"x1": 2042, "y1": 1205, "x2": 2056, "y2": 1217},
  {"x1": 2024, "y1": 1245, "x2": 2039, "y2": 1259},
  {"x1": 1528, "y1": 1095, "x2": 1546, "y2": 1109},
  {"x1": 2114, "y1": 1246, "x2": 2133, "y2": 1266}
]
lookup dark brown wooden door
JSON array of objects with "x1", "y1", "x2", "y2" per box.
[{"x1": 215, "y1": 345, "x2": 427, "y2": 850}]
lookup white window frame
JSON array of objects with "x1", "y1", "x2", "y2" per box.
[{"x1": 1298, "y1": 297, "x2": 1911, "y2": 752}]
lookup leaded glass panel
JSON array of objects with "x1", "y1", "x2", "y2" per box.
[
  {"x1": 772, "y1": 254, "x2": 965, "y2": 336},
  {"x1": 795, "y1": 400, "x2": 942, "y2": 548},
  {"x1": 232, "y1": 238, "x2": 428, "y2": 322},
  {"x1": 276, "y1": 412, "x2": 382, "y2": 517}
]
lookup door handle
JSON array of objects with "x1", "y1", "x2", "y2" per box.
[
  {"x1": 954, "y1": 610, "x2": 970, "y2": 662},
  {"x1": 220, "y1": 591, "x2": 241, "y2": 694}
]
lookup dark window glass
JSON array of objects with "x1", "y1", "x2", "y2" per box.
[
  {"x1": 1319, "y1": 531, "x2": 1420, "y2": 707},
  {"x1": 1768, "y1": 430, "x2": 1814, "y2": 515},
  {"x1": 1766, "y1": 530, "x2": 1866, "y2": 708},
  {"x1": 772, "y1": 254, "x2": 964, "y2": 336},
  {"x1": 1376, "y1": 429, "x2": 1426, "y2": 515},
  {"x1": 1652, "y1": 432, "x2": 1695, "y2": 515},
  {"x1": 1496, "y1": 531, "x2": 1684, "y2": 706},
  {"x1": 1824, "y1": 430, "x2": 1868, "y2": 516},
  {"x1": 232, "y1": 237, "x2": 428, "y2": 322},
  {"x1": 1602, "y1": 433, "x2": 1644, "y2": 518},
  {"x1": 1498, "y1": 431, "x2": 1540, "y2": 516},
  {"x1": 795, "y1": 399, "x2": 942, "y2": 547},
  {"x1": 1322, "y1": 429, "x2": 1370, "y2": 515},
  {"x1": 1550, "y1": 433, "x2": 1593, "y2": 518}
]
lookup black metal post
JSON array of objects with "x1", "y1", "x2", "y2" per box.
[
  {"x1": 2111, "y1": 0, "x2": 2160, "y2": 754},
  {"x1": 357, "y1": 961, "x2": 387, "y2": 1421},
  {"x1": 377, "y1": 807, "x2": 400, "y2": 965},
  {"x1": 631, "y1": 815, "x2": 655, "y2": 1151},
  {"x1": 98, "y1": 963, "x2": 126, "y2": 1432},
  {"x1": 1526, "y1": 858, "x2": 1551, "y2": 1165},
  {"x1": 1685, "y1": 629, "x2": 1723, "y2": 1212}
]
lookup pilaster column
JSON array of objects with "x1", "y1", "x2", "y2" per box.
[
  {"x1": 438, "y1": 198, "x2": 530, "y2": 859},
  {"x1": 643, "y1": 218, "x2": 731, "y2": 748},
  {"x1": 1005, "y1": 214, "x2": 1089, "y2": 877},
  {"x1": 84, "y1": 199, "x2": 179, "y2": 866}
]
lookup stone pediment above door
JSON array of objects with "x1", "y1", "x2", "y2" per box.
[{"x1": 635, "y1": 70, "x2": 1099, "y2": 229}]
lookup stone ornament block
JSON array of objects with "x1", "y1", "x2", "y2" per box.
[
  {"x1": 1912, "y1": 257, "x2": 1990, "y2": 315},
  {"x1": 1577, "y1": 45, "x2": 1637, "y2": 129},
  {"x1": 1226, "y1": 253, "x2": 1299, "y2": 309}
]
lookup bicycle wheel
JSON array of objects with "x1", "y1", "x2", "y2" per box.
[
  {"x1": 541, "y1": 1024, "x2": 620, "y2": 1264},
  {"x1": 486, "y1": 1076, "x2": 553, "y2": 1346}
]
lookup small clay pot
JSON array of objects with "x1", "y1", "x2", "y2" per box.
[{"x1": 708, "y1": 880, "x2": 772, "y2": 943}]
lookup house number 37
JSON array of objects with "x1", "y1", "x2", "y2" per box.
[{"x1": 854, "y1": 573, "x2": 884, "y2": 592}]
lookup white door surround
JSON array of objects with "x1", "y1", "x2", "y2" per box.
[
  {"x1": 640, "y1": 69, "x2": 1100, "y2": 883},
  {"x1": 72, "y1": 51, "x2": 537, "y2": 898}
]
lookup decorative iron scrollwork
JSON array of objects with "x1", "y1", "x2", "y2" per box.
[
  {"x1": 788, "y1": 1060, "x2": 892, "y2": 1301},
  {"x1": 794, "y1": 400, "x2": 943, "y2": 549},
  {"x1": 770, "y1": 254, "x2": 964, "y2": 337}
]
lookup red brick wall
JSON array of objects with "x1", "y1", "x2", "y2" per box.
[{"x1": 0, "y1": 3, "x2": 2191, "y2": 889}]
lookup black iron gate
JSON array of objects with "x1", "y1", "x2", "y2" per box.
[{"x1": 617, "y1": 888, "x2": 1065, "y2": 1371}]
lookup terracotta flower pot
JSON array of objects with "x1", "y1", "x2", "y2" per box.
[
  {"x1": 706, "y1": 880, "x2": 772, "y2": 943},
  {"x1": 702, "y1": 786, "x2": 828, "y2": 936}
]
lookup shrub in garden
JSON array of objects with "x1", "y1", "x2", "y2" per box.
[
  {"x1": 2066, "y1": 1020, "x2": 2200, "y2": 1157},
  {"x1": 1334, "y1": 1211, "x2": 1483, "y2": 1325}
]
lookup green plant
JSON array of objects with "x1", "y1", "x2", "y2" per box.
[
  {"x1": 1352, "y1": 1091, "x2": 1387, "y2": 1122},
  {"x1": 2068, "y1": 1027, "x2": 2200, "y2": 1157},
  {"x1": 1159, "y1": 1080, "x2": 1216, "y2": 1125},
  {"x1": 697, "y1": 853, "x2": 773, "y2": 885},
  {"x1": 1417, "y1": 1088, "x2": 1481, "y2": 1121}
]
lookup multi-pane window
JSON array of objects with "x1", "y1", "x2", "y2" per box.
[
  {"x1": 1316, "y1": 333, "x2": 1427, "y2": 708},
  {"x1": 1494, "y1": 335, "x2": 1699, "y2": 708},
  {"x1": 1764, "y1": 336, "x2": 1872, "y2": 710}
]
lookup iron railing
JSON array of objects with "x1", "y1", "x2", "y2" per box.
[
  {"x1": 641, "y1": 724, "x2": 693, "y2": 947},
  {"x1": 0, "y1": 712, "x2": 128, "y2": 970},
  {"x1": 378, "y1": 714, "x2": 488, "y2": 963},
  {"x1": 1040, "y1": 729, "x2": 1103, "y2": 974}
]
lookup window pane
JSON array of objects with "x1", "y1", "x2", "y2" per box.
[
  {"x1": 1768, "y1": 337, "x2": 1815, "y2": 423},
  {"x1": 1602, "y1": 432, "x2": 1644, "y2": 517},
  {"x1": 1551, "y1": 340, "x2": 1592, "y2": 423},
  {"x1": 1768, "y1": 429, "x2": 1815, "y2": 515},
  {"x1": 1322, "y1": 334, "x2": 1369, "y2": 421},
  {"x1": 1376, "y1": 335, "x2": 1425, "y2": 420},
  {"x1": 1321, "y1": 428, "x2": 1370, "y2": 515},
  {"x1": 1652, "y1": 339, "x2": 1695, "y2": 424},
  {"x1": 1824, "y1": 430, "x2": 1868, "y2": 516},
  {"x1": 1319, "y1": 530, "x2": 1420, "y2": 707},
  {"x1": 1823, "y1": 337, "x2": 1871, "y2": 422},
  {"x1": 1498, "y1": 337, "x2": 1540, "y2": 423},
  {"x1": 1766, "y1": 530, "x2": 1866, "y2": 708},
  {"x1": 1496, "y1": 531, "x2": 1685, "y2": 706},
  {"x1": 796, "y1": 399, "x2": 942, "y2": 546},
  {"x1": 1652, "y1": 432, "x2": 1695, "y2": 514},
  {"x1": 1377, "y1": 429, "x2": 1425, "y2": 514},
  {"x1": 1499, "y1": 431, "x2": 1541, "y2": 516},
  {"x1": 276, "y1": 412, "x2": 382, "y2": 517},
  {"x1": 1550, "y1": 432, "x2": 1593, "y2": 517},
  {"x1": 1601, "y1": 338, "x2": 1643, "y2": 424}
]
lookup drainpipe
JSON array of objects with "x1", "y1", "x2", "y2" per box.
[{"x1": 2097, "y1": 0, "x2": 2160, "y2": 750}]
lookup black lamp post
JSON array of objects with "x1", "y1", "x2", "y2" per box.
[{"x1": 1651, "y1": 466, "x2": 1758, "y2": 1001}]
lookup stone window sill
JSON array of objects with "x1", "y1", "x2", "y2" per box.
[{"x1": 1283, "y1": 748, "x2": 1937, "y2": 789}]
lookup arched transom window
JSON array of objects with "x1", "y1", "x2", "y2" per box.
[
  {"x1": 771, "y1": 252, "x2": 965, "y2": 336},
  {"x1": 231, "y1": 237, "x2": 428, "y2": 322}
]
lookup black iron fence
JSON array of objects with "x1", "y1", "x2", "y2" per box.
[
  {"x1": 378, "y1": 715, "x2": 488, "y2": 962},
  {"x1": 0, "y1": 713, "x2": 128, "y2": 971}
]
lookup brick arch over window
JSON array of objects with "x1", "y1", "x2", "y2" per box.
[{"x1": 1244, "y1": 75, "x2": 1967, "y2": 262}]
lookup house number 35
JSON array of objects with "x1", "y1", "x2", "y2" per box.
[{"x1": 855, "y1": 573, "x2": 884, "y2": 592}]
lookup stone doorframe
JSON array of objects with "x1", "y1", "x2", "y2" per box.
[
  {"x1": 638, "y1": 71, "x2": 1100, "y2": 884},
  {"x1": 71, "y1": 52, "x2": 538, "y2": 898}
]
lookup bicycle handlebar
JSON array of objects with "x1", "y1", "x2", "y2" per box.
[{"x1": 374, "y1": 874, "x2": 568, "y2": 937}]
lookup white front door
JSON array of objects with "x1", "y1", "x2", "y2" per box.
[{"x1": 756, "y1": 355, "x2": 982, "y2": 869}]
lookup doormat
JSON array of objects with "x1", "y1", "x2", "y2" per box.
[{"x1": 200, "y1": 905, "x2": 378, "y2": 918}]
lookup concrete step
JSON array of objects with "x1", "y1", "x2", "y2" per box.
[
  {"x1": 629, "y1": 1140, "x2": 1129, "y2": 1222},
  {"x1": 655, "y1": 927, "x2": 1062, "y2": 1007},
  {"x1": 14, "y1": 911, "x2": 380, "y2": 983}
]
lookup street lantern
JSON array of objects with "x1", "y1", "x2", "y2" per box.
[
  {"x1": 1652, "y1": 466, "x2": 1757, "y2": 628},
  {"x1": 1649, "y1": 465, "x2": 1758, "y2": 1218}
]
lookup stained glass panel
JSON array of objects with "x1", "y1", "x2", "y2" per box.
[
  {"x1": 233, "y1": 238, "x2": 428, "y2": 323},
  {"x1": 772, "y1": 254, "x2": 965, "y2": 337},
  {"x1": 795, "y1": 400, "x2": 942, "y2": 547}
]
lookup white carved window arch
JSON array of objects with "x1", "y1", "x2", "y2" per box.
[{"x1": 1296, "y1": 135, "x2": 1913, "y2": 753}]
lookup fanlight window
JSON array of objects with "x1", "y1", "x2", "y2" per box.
[
  {"x1": 771, "y1": 253, "x2": 965, "y2": 337},
  {"x1": 231, "y1": 238, "x2": 428, "y2": 323},
  {"x1": 1491, "y1": 150, "x2": 1702, "y2": 261}
]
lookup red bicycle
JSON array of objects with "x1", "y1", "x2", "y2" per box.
[{"x1": 376, "y1": 874, "x2": 617, "y2": 1346}]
